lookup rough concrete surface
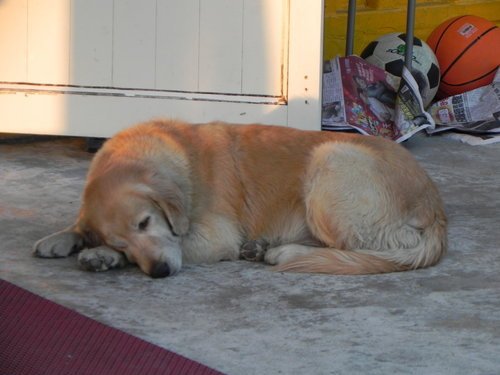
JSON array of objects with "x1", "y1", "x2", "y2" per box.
[{"x1": 0, "y1": 133, "x2": 499, "y2": 375}]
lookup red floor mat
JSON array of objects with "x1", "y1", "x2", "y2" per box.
[{"x1": 0, "y1": 279, "x2": 224, "y2": 375}]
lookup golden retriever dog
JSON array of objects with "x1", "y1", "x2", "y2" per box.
[{"x1": 34, "y1": 119, "x2": 447, "y2": 278}]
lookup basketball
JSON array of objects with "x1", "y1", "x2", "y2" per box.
[{"x1": 427, "y1": 15, "x2": 500, "y2": 98}]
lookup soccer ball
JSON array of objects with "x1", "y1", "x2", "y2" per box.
[{"x1": 360, "y1": 33, "x2": 440, "y2": 107}]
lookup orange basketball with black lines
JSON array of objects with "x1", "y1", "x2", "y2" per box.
[{"x1": 427, "y1": 15, "x2": 500, "y2": 98}]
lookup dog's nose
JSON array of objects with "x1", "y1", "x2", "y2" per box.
[{"x1": 150, "y1": 262, "x2": 171, "y2": 278}]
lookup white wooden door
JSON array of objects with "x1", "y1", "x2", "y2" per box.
[{"x1": 0, "y1": 0, "x2": 324, "y2": 137}]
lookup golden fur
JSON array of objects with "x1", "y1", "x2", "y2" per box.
[{"x1": 34, "y1": 119, "x2": 447, "y2": 278}]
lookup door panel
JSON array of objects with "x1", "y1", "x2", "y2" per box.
[
  {"x1": 156, "y1": 0, "x2": 200, "y2": 91},
  {"x1": 198, "y1": 0, "x2": 244, "y2": 93},
  {"x1": 0, "y1": 0, "x2": 28, "y2": 82},
  {"x1": 242, "y1": 0, "x2": 286, "y2": 96},
  {"x1": 27, "y1": 0, "x2": 71, "y2": 84},
  {"x1": 70, "y1": 0, "x2": 113, "y2": 86},
  {"x1": 112, "y1": 0, "x2": 157, "y2": 88}
]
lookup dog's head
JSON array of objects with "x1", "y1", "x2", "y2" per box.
[{"x1": 78, "y1": 163, "x2": 191, "y2": 278}]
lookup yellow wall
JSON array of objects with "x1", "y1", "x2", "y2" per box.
[{"x1": 323, "y1": 0, "x2": 500, "y2": 60}]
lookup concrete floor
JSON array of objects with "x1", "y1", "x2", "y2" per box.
[{"x1": 1, "y1": 132, "x2": 499, "y2": 375}]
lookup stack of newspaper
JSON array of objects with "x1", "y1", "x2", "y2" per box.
[
  {"x1": 322, "y1": 56, "x2": 500, "y2": 145},
  {"x1": 427, "y1": 69, "x2": 500, "y2": 145}
]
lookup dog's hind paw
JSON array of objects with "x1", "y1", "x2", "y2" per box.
[
  {"x1": 78, "y1": 247, "x2": 127, "y2": 272},
  {"x1": 239, "y1": 239, "x2": 269, "y2": 262}
]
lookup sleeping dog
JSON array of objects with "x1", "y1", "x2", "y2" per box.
[{"x1": 34, "y1": 119, "x2": 447, "y2": 278}]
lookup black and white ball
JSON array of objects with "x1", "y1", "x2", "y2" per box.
[{"x1": 361, "y1": 33, "x2": 440, "y2": 107}]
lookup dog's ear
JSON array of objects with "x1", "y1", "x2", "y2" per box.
[
  {"x1": 150, "y1": 192, "x2": 190, "y2": 236},
  {"x1": 146, "y1": 170, "x2": 191, "y2": 236}
]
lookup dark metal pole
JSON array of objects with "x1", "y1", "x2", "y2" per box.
[
  {"x1": 405, "y1": 0, "x2": 416, "y2": 69},
  {"x1": 345, "y1": 0, "x2": 356, "y2": 55}
]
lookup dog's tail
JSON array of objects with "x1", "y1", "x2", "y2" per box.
[{"x1": 274, "y1": 217, "x2": 447, "y2": 275}]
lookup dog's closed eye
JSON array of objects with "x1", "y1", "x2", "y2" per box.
[{"x1": 138, "y1": 216, "x2": 150, "y2": 231}]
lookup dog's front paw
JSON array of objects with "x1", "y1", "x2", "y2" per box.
[
  {"x1": 78, "y1": 247, "x2": 127, "y2": 272},
  {"x1": 240, "y1": 239, "x2": 269, "y2": 261},
  {"x1": 34, "y1": 231, "x2": 84, "y2": 258}
]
